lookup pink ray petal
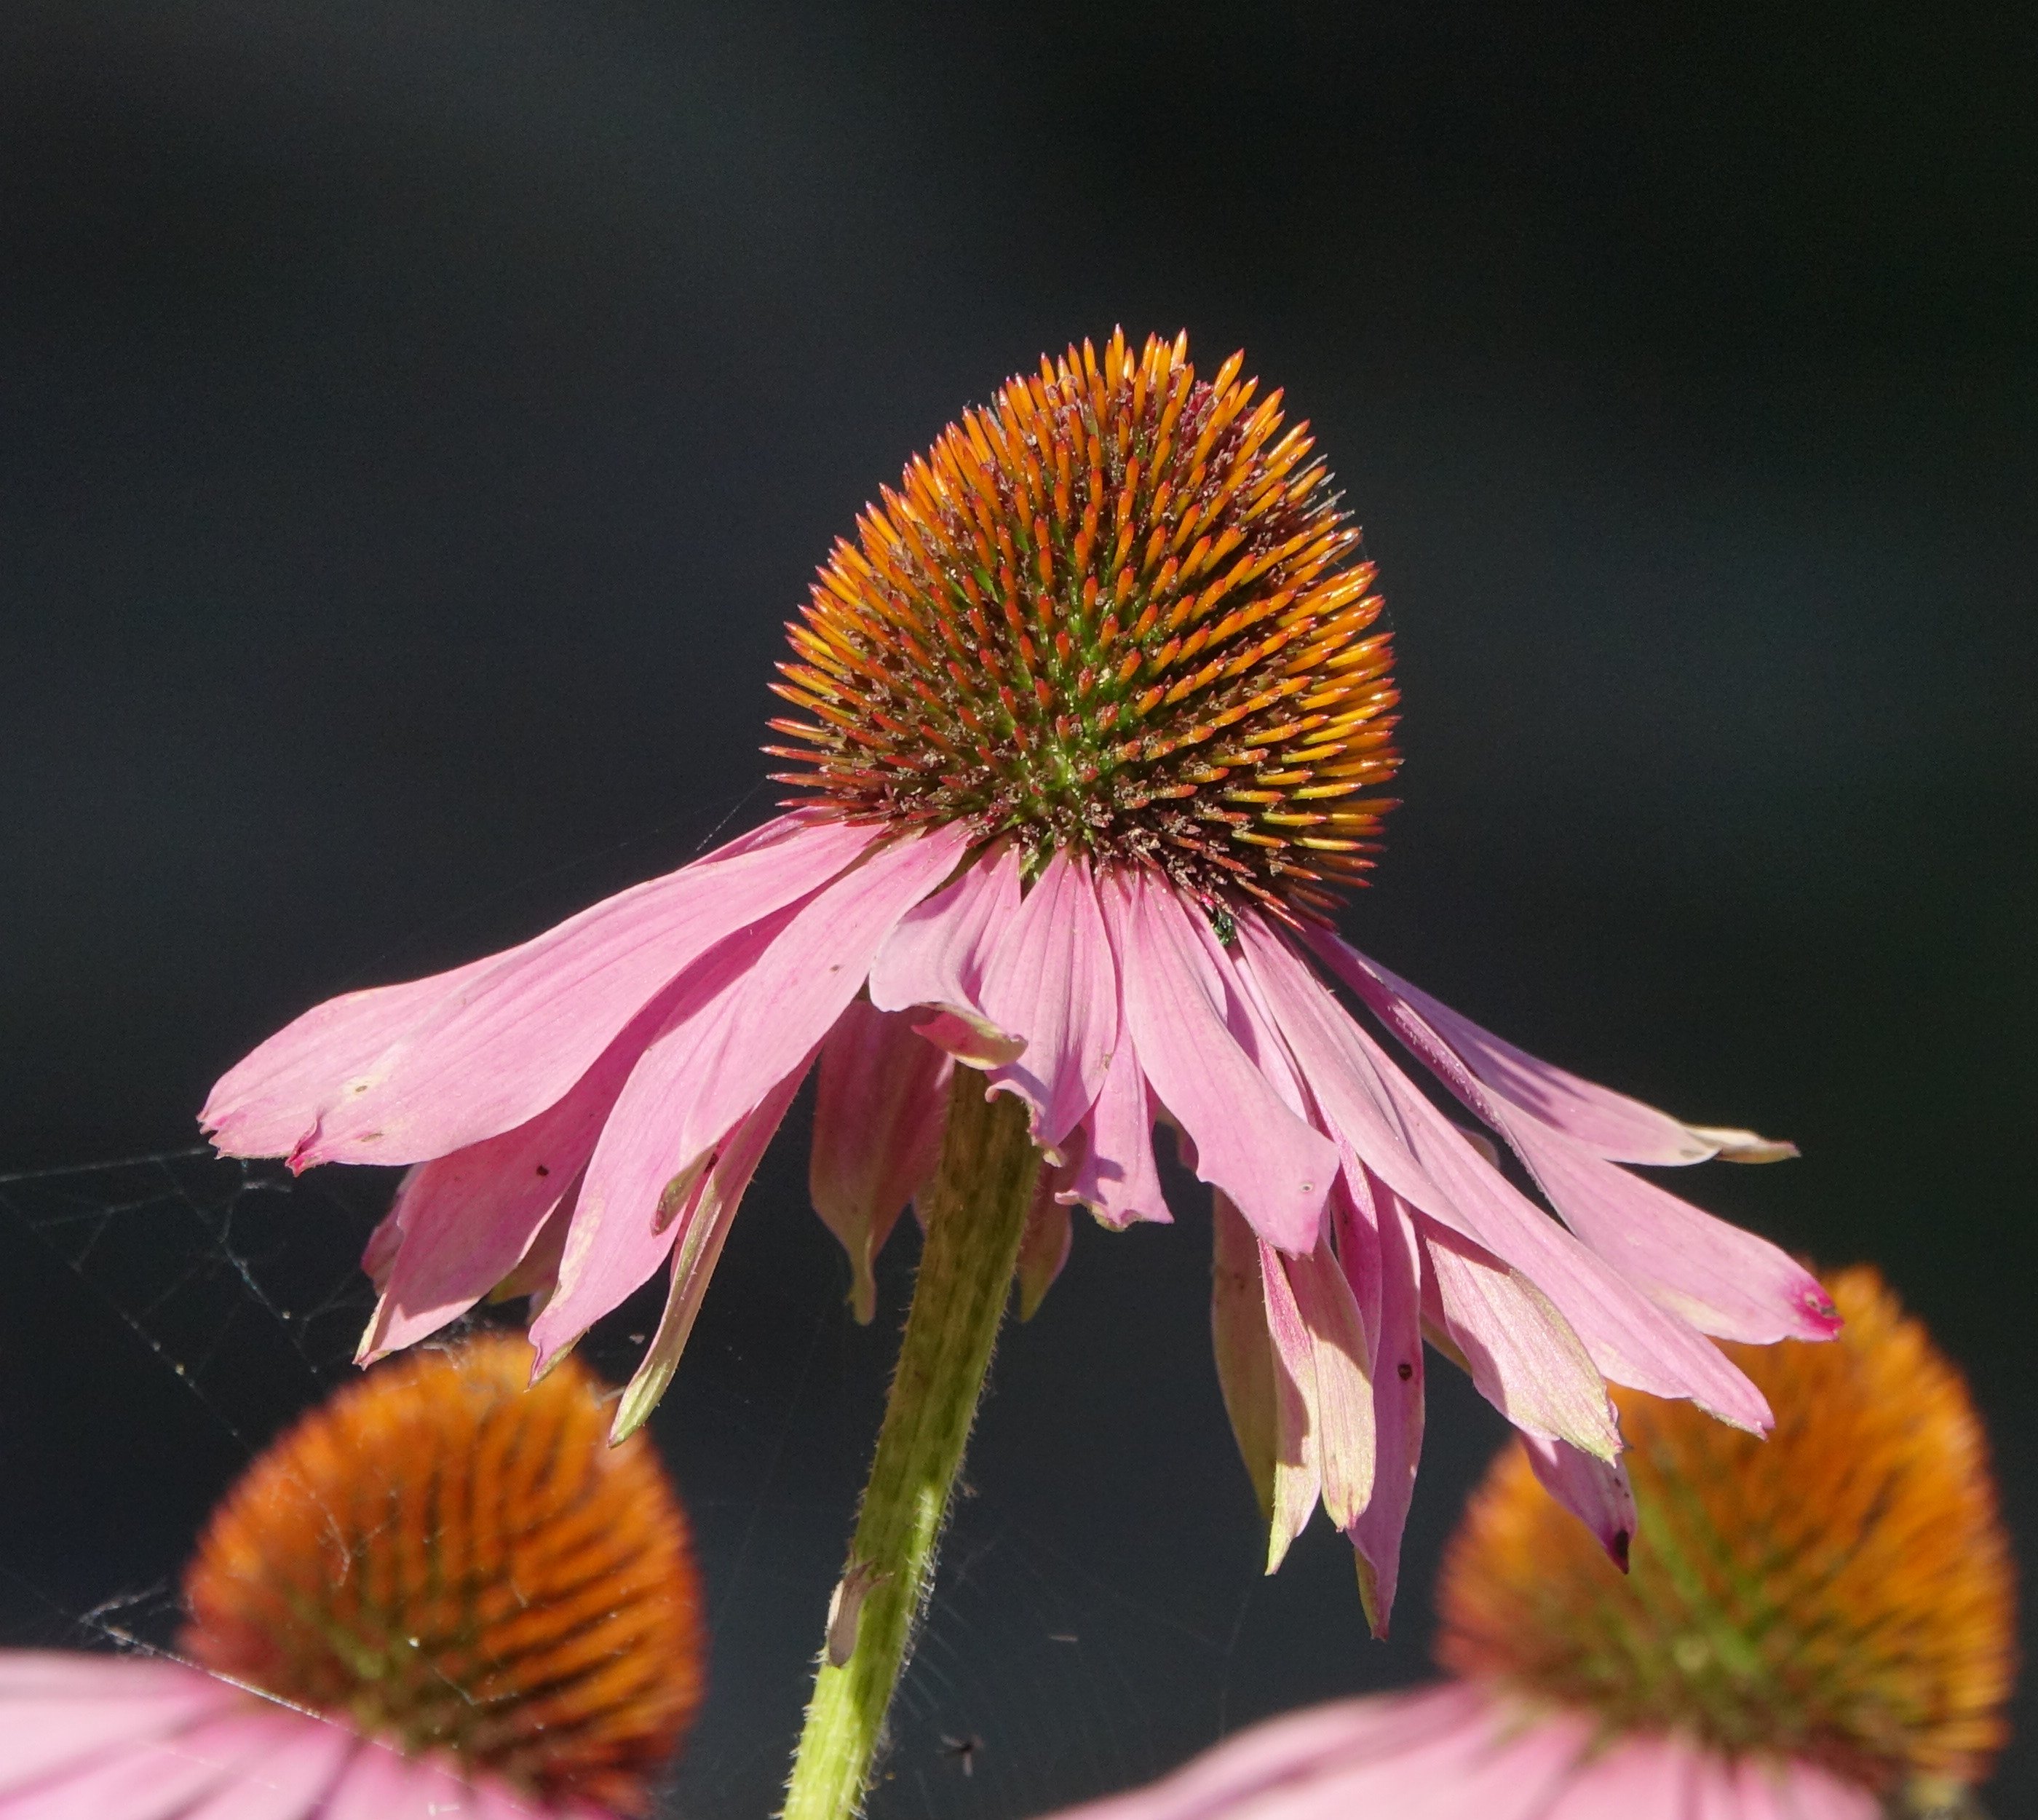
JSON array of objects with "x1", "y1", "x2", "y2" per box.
[
  {"x1": 1520, "y1": 1432, "x2": 1637, "y2": 1569},
  {"x1": 1059, "y1": 1010, "x2": 1169, "y2": 1230},
  {"x1": 1015, "y1": 1172, "x2": 1074, "y2": 1321},
  {"x1": 979, "y1": 853, "x2": 1119, "y2": 1154},
  {"x1": 357, "y1": 984, "x2": 680, "y2": 1361},
  {"x1": 1280, "y1": 1241, "x2": 1376, "y2": 1533},
  {"x1": 317, "y1": 1744, "x2": 473, "y2": 1820},
  {"x1": 532, "y1": 823, "x2": 971, "y2": 1355},
  {"x1": 1307, "y1": 933, "x2": 1793, "y2": 1166},
  {"x1": 0, "y1": 1658, "x2": 242, "y2": 1798},
  {"x1": 1541, "y1": 1733, "x2": 1691, "y2": 1820},
  {"x1": 208, "y1": 812, "x2": 876, "y2": 1169},
  {"x1": 867, "y1": 842, "x2": 1026, "y2": 1064},
  {"x1": 1500, "y1": 1116, "x2": 1839, "y2": 1343},
  {"x1": 0, "y1": 1704, "x2": 277, "y2": 1820},
  {"x1": 1105, "y1": 871, "x2": 1335, "y2": 1254},
  {"x1": 1355, "y1": 1027, "x2": 1775, "y2": 1433},
  {"x1": 1345, "y1": 1173, "x2": 1425, "y2": 1638},
  {"x1": 608, "y1": 1063, "x2": 807, "y2": 1439},
  {"x1": 1211, "y1": 1192, "x2": 1282, "y2": 1530},
  {"x1": 810, "y1": 1000, "x2": 951, "y2": 1324},
  {"x1": 1256, "y1": 1227, "x2": 1322, "y2": 1572},
  {"x1": 1418, "y1": 1219, "x2": 1622, "y2": 1460},
  {"x1": 175, "y1": 1709, "x2": 352, "y2": 1820}
]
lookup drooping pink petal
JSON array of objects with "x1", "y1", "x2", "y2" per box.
[
  {"x1": 207, "y1": 812, "x2": 877, "y2": 1170},
  {"x1": 1307, "y1": 933, "x2": 1796, "y2": 1166},
  {"x1": 979, "y1": 853, "x2": 1119, "y2": 1154},
  {"x1": 1419, "y1": 1219, "x2": 1622, "y2": 1461},
  {"x1": 1105, "y1": 871, "x2": 1335, "y2": 1253},
  {"x1": 809, "y1": 1000, "x2": 951, "y2": 1324},
  {"x1": 867, "y1": 842, "x2": 1026, "y2": 1064},
  {"x1": 1210, "y1": 1192, "x2": 1281, "y2": 1528},
  {"x1": 1059, "y1": 1013, "x2": 1169, "y2": 1230},
  {"x1": 1355, "y1": 1026, "x2": 1775, "y2": 1433},
  {"x1": 1280, "y1": 1241, "x2": 1376, "y2": 1533},
  {"x1": 1015, "y1": 1172, "x2": 1074, "y2": 1321},
  {"x1": 1345, "y1": 1172, "x2": 1425, "y2": 1638},
  {"x1": 357, "y1": 985, "x2": 682, "y2": 1361},
  {"x1": 1256, "y1": 1229, "x2": 1322, "y2": 1572},
  {"x1": 607, "y1": 1065, "x2": 807, "y2": 1438},
  {"x1": 1520, "y1": 1432, "x2": 1637, "y2": 1570},
  {"x1": 1502, "y1": 1115, "x2": 1839, "y2": 1344},
  {"x1": 532, "y1": 823, "x2": 972, "y2": 1353}
]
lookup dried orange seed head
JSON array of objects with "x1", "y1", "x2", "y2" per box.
[
  {"x1": 182, "y1": 1337, "x2": 705, "y2": 1814},
  {"x1": 1438, "y1": 1266, "x2": 2016, "y2": 1805},
  {"x1": 767, "y1": 329, "x2": 1400, "y2": 919}
]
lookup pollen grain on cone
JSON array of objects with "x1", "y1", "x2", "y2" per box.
[
  {"x1": 181, "y1": 1336, "x2": 705, "y2": 1815},
  {"x1": 1436, "y1": 1265, "x2": 2016, "y2": 1805},
  {"x1": 766, "y1": 328, "x2": 1400, "y2": 917}
]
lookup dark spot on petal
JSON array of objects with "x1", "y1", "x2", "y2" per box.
[
  {"x1": 535, "y1": 1164, "x2": 550, "y2": 1177},
  {"x1": 1610, "y1": 1529, "x2": 1632, "y2": 1572},
  {"x1": 1397, "y1": 1360, "x2": 1413, "y2": 1381}
]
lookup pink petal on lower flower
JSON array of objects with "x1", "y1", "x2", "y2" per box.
[
  {"x1": 980, "y1": 853, "x2": 1119, "y2": 1153},
  {"x1": 1700, "y1": 1756, "x2": 1879, "y2": 1820},
  {"x1": 1419, "y1": 1219, "x2": 1622, "y2": 1461},
  {"x1": 533, "y1": 823, "x2": 972, "y2": 1355},
  {"x1": 1503, "y1": 1115, "x2": 1839, "y2": 1344},
  {"x1": 176, "y1": 1710, "x2": 353, "y2": 1820},
  {"x1": 318, "y1": 1744, "x2": 474, "y2": 1820},
  {"x1": 357, "y1": 986, "x2": 679, "y2": 1361},
  {"x1": 867, "y1": 841, "x2": 1023, "y2": 1053},
  {"x1": 1105, "y1": 871, "x2": 1335, "y2": 1254},
  {"x1": 1281, "y1": 1241, "x2": 1376, "y2": 1534},
  {"x1": 1306, "y1": 933, "x2": 1750, "y2": 1167},
  {"x1": 0, "y1": 1658, "x2": 240, "y2": 1800},
  {"x1": 208, "y1": 812, "x2": 876, "y2": 1170},
  {"x1": 1060, "y1": 1013, "x2": 1169, "y2": 1230},
  {"x1": 1520, "y1": 1432, "x2": 1637, "y2": 1570},
  {"x1": 1256, "y1": 1230, "x2": 1323, "y2": 1572},
  {"x1": 810, "y1": 1000, "x2": 951, "y2": 1324},
  {"x1": 608, "y1": 1064, "x2": 807, "y2": 1439},
  {"x1": 1345, "y1": 1174, "x2": 1425, "y2": 1638},
  {"x1": 0, "y1": 1702, "x2": 282, "y2": 1820}
]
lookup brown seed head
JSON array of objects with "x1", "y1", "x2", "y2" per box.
[
  {"x1": 766, "y1": 329, "x2": 1400, "y2": 918},
  {"x1": 182, "y1": 1337, "x2": 705, "y2": 1815},
  {"x1": 1437, "y1": 1266, "x2": 2017, "y2": 1806}
]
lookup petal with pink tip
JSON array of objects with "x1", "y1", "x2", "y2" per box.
[
  {"x1": 809, "y1": 1000, "x2": 951, "y2": 1324},
  {"x1": 979, "y1": 853, "x2": 1118, "y2": 1152},
  {"x1": 1106, "y1": 872, "x2": 1334, "y2": 1254},
  {"x1": 1282, "y1": 1241, "x2": 1376, "y2": 1532},
  {"x1": 1307, "y1": 933, "x2": 1749, "y2": 1166},
  {"x1": 210, "y1": 812, "x2": 875, "y2": 1170},
  {"x1": 867, "y1": 842, "x2": 1024, "y2": 1063},
  {"x1": 1503, "y1": 1114, "x2": 1839, "y2": 1344},
  {"x1": 1521, "y1": 1432, "x2": 1637, "y2": 1570},
  {"x1": 1419, "y1": 1219, "x2": 1622, "y2": 1460},
  {"x1": 609, "y1": 1065, "x2": 806, "y2": 1440},
  {"x1": 1346, "y1": 1172, "x2": 1425, "y2": 1638}
]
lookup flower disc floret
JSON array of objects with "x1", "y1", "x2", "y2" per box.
[{"x1": 767, "y1": 329, "x2": 1400, "y2": 916}]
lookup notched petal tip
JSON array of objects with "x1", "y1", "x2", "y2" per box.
[{"x1": 913, "y1": 1007, "x2": 1027, "y2": 1068}]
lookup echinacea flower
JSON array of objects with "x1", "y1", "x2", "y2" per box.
[
  {"x1": 1039, "y1": 1265, "x2": 2017, "y2": 1820},
  {"x1": 0, "y1": 1339, "x2": 704, "y2": 1820},
  {"x1": 203, "y1": 328, "x2": 1833, "y2": 1636}
]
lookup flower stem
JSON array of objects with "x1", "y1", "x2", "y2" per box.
[{"x1": 782, "y1": 1066, "x2": 1041, "y2": 1820}]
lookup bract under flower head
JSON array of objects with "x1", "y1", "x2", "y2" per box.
[
  {"x1": 183, "y1": 1337, "x2": 704, "y2": 1816},
  {"x1": 1438, "y1": 1265, "x2": 2016, "y2": 1806},
  {"x1": 767, "y1": 329, "x2": 1400, "y2": 917}
]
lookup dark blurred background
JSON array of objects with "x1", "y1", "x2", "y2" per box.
[{"x1": 1, "y1": 1, "x2": 2032, "y2": 1813}]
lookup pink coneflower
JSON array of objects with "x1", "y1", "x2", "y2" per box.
[
  {"x1": 0, "y1": 1340, "x2": 703, "y2": 1820},
  {"x1": 202, "y1": 331, "x2": 1832, "y2": 1816},
  {"x1": 1041, "y1": 1267, "x2": 2017, "y2": 1820}
]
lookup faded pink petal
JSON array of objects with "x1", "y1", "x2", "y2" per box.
[
  {"x1": 1345, "y1": 1172, "x2": 1425, "y2": 1637},
  {"x1": 1308, "y1": 935, "x2": 1766, "y2": 1168},
  {"x1": 1033, "y1": 1682, "x2": 1878, "y2": 1820},
  {"x1": 809, "y1": 999, "x2": 951, "y2": 1324},
  {"x1": 1015, "y1": 1172, "x2": 1075, "y2": 1321},
  {"x1": 1255, "y1": 1230, "x2": 1322, "y2": 1572},
  {"x1": 1419, "y1": 1219, "x2": 1622, "y2": 1461},
  {"x1": 1210, "y1": 1194, "x2": 1281, "y2": 1526},
  {"x1": 1280, "y1": 1241, "x2": 1376, "y2": 1533},
  {"x1": 207, "y1": 812, "x2": 876, "y2": 1170},
  {"x1": 531, "y1": 823, "x2": 971, "y2": 1355},
  {"x1": 979, "y1": 852, "x2": 1119, "y2": 1154},
  {"x1": 1059, "y1": 1010, "x2": 1168, "y2": 1230},
  {"x1": 867, "y1": 841, "x2": 1026, "y2": 1064},
  {"x1": 1503, "y1": 1116, "x2": 1838, "y2": 1343},
  {"x1": 1520, "y1": 1433, "x2": 1637, "y2": 1569},
  {"x1": 1105, "y1": 871, "x2": 1335, "y2": 1253}
]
